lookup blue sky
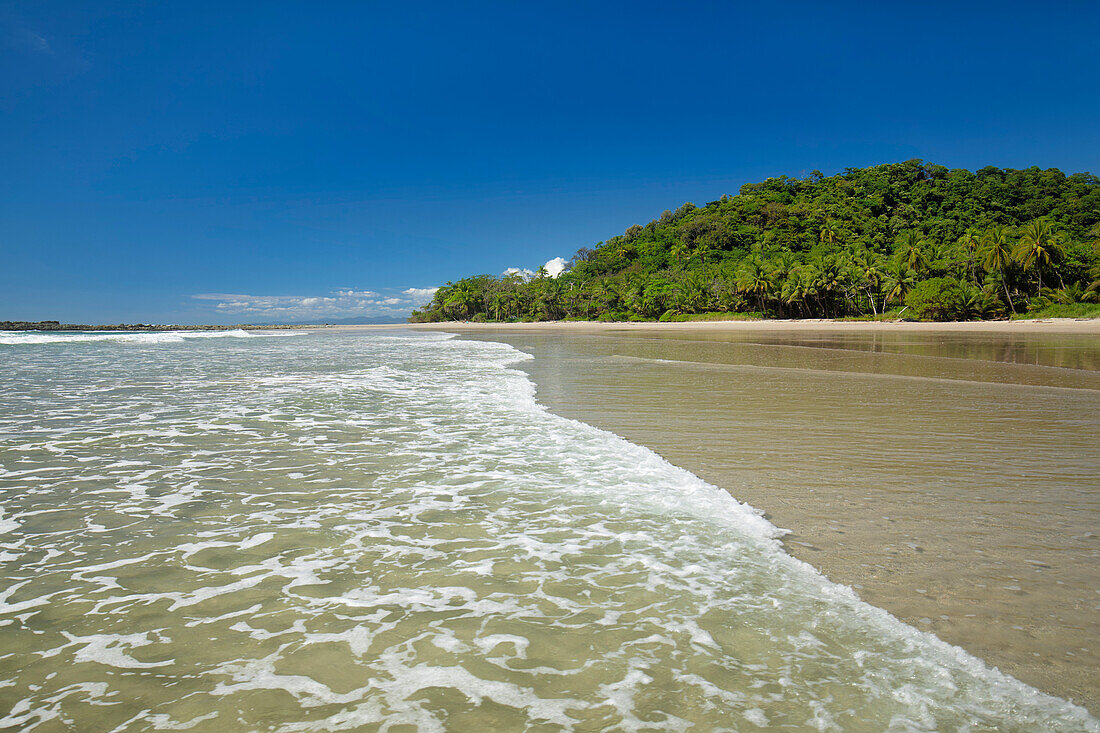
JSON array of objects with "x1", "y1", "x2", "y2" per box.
[{"x1": 2, "y1": 1, "x2": 1098, "y2": 324}]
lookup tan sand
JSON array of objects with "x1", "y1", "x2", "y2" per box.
[
  {"x1": 329, "y1": 315, "x2": 1100, "y2": 336},
  {"x1": 387, "y1": 319, "x2": 1100, "y2": 713}
]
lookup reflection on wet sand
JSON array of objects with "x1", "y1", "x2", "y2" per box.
[{"x1": 467, "y1": 327, "x2": 1100, "y2": 712}]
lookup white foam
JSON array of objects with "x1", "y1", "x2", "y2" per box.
[
  {"x1": 61, "y1": 632, "x2": 174, "y2": 669},
  {"x1": 0, "y1": 328, "x2": 289, "y2": 345},
  {"x1": 0, "y1": 328, "x2": 1095, "y2": 731}
]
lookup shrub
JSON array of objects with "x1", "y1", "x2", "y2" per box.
[{"x1": 904, "y1": 277, "x2": 977, "y2": 321}]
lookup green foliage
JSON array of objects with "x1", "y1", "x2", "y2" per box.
[
  {"x1": 409, "y1": 161, "x2": 1100, "y2": 323},
  {"x1": 1012, "y1": 302, "x2": 1100, "y2": 319},
  {"x1": 657, "y1": 311, "x2": 764, "y2": 322},
  {"x1": 904, "y1": 277, "x2": 979, "y2": 321}
]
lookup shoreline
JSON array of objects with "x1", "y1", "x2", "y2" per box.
[
  {"x1": 327, "y1": 316, "x2": 1100, "y2": 336},
  {"x1": 410, "y1": 321, "x2": 1099, "y2": 712}
]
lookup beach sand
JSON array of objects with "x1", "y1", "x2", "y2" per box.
[{"x1": 378, "y1": 319, "x2": 1100, "y2": 712}]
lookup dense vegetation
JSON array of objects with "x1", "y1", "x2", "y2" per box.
[{"x1": 410, "y1": 161, "x2": 1100, "y2": 322}]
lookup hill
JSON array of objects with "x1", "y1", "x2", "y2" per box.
[{"x1": 410, "y1": 160, "x2": 1100, "y2": 322}]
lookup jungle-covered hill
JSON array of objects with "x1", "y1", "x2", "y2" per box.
[{"x1": 410, "y1": 160, "x2": 1100, "y2": 322}]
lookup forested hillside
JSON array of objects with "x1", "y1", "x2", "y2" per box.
[{"x1": 410, "y1": 161, "x2": 1100, "y2": 322}]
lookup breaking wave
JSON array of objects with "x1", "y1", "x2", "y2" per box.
[
  {"x1": 0, "y1": 330, "x2": 1094, "y2": 731},
  {"x1": 0, "y1": 328, "x2": 297, "y2": 345}
]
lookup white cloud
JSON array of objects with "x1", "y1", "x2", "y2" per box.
[
  {"x1": 503, "y1": 267, "x2": 535, "y2": 281},
  {"x1": 402, "y1": 287, "x2": 439, "y2": 305},
  {"x1": 503, "y1": 257, "x2": 568, "y2": 281},
  {"x1": 543, "y1": 257, "x2": 568, "y2": 278},
  {"x1": 190, "y1": 286, "x2": 438, "y2": 321}
]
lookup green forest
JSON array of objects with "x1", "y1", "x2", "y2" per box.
[{"x1": 410, "y1": 161, "x2": 1100, "y2": 322}]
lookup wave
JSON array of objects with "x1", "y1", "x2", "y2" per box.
[
  {"x1": 0, "y1": 329, "x2": 298, "y2": 345},
  {"x1": 0, "y1": 330, "x2": 1094, "y2": 730}
]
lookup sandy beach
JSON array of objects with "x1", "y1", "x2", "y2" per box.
[
  {"x1": 378, "y1": 318, "x2": 1100, "y2": 711},
  {"x1": 399, "y1": 316, "x2": 1100, "y2": 336}
]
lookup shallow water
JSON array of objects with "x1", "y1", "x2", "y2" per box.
[
  {"x1": 0, "y1": 330, "x2": 1096, "y2": 730},
  {"x1": 474, "y1": 326, "x2": 1100, "y2": 712}
]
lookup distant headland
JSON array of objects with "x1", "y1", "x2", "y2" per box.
[{"x1": 411, "y1": 161, "x2": 1100, "y2": 324}]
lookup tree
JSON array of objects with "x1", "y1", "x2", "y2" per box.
[
  {"x1": 980, "y1": 225, "x2": 1017, "y2": 313},
  {"x1": 1038, "y1": 281, "x2": 1098, "y2": 305},
  {"x1": 442, "y1": 280, "x2": 479, "y2": 320},
  {"x1": 670, "y1": 242, "x2": 689, "y2": 267},
  {"x1": 894, "y1": 230, "x2": 928, "y2": 273},
  {"x1": 956, "y1": 229, "x2": 982, "y2": 283},
  {"x1": 905, "y1": 277, "x2": 976, "y2": 321},
  {"x1": 852, "y1": 251, "x2": 883, "y2": 315},
  {"x1": 814, "y1": 254, "x2": 850, "y2": 317},
  {"x1": 408, "y1": 162, "x2": 1099, "y2": 324},
  {"x1": 1013, "y1": 219, "x2": 1065, "y2": 293},
  {"x1": 736, "y1": 257, "x2": 772, "y2": 313},
  {"x1": 882, "y1": 260, "x2": 916, "y2": 311},
  {"x1": 781, "y1": 266, "x2": 814, "y2": 317}
]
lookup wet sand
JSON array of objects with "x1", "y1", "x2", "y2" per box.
[{"x1": 404, "y1": 320, "x2": 1100, "y2": 712}]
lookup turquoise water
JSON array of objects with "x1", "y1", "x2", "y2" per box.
[{"x1": 0, "y1": 329, "x2": 1095, "y2": 731}]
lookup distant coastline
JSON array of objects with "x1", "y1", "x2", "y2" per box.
[{"x1": 0, "y1": 321, "x2": 317, "y2": 332}]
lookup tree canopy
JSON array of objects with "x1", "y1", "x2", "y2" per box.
[{"x1": 411, "y1": 161, "x2": 1100, "y2": 322}]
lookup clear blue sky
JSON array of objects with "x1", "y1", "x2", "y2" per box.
[{"x1": 2, "y1": 1, "x2": 1098, "y2": 324}]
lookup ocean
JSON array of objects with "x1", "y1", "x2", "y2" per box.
[{"x1": 0, "y1": 329, "x2": 1095, "y2": 731}]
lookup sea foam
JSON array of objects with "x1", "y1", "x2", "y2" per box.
[
  {"x1": 0, "y1": 328, "x2": 286, "y2": 345},
  {"x1": 0, "y1": 329, "x2": 1095, "y2": 731}
]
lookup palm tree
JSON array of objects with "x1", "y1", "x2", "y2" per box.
[
  {"x1": 670, "y1": 242, "x2": 689, "y2": 267},
  {"x1": 1043, "y1": 281, "x2": 1098, "y2": 305},
  {"x1": 852, "y1": 251, "x2": 883, "y2": 315},
  {"x1": 956, "y1": 229, "x2": 981, "y2": 283},
  {"x1": 773, "y1": 251, "x2": 799, "y2": 277},
  {"x1": 781, "y1": 267, "x2": 812, "y2": 318},
  {"x1": 980, "y1": 225, "x2": 1017, "y2": 313},
  {"x1": 674, "y1": 274, "x2": 709, "y2": 313},
  {"x1": 593, "y1": 277, "x2": 617, "y2": 314},
  {"x1": 815, "y1": 254, "x2": 848, "y2": 317},
  {"x1": 534, "y1": 279, "x2": 565, "y2": 320},
  {"x1": 1013, "y1": 219, "x2": 1065, "y2": 293},
  {"x1": 769, "y1": 252, "x2": 800, "y2": 317},
  {"x1": 488, "y1": 288, "x2": 508, "y2": 321},
  {"x1": 819, "y1": 221, "x2": 839, "y2": 245},
  {"x1": 736, "y1": 257, "x2": 772, "y2": 313},
  {"x1": 882, "y1": 260, "x2": 915, "y2": 312},
  {"x1": 895, "y1": 230, "x2": 928, "y2": 273},
  {"x1": 694, "y1": 244, "x2": 715, "y2": 267},
  {"x1": 799, "y1": 261, "x2": 825, "y2": 315},
  {"x1": 617, "y1": 275, "x2": 646, "y2": 316},
  {"x1": 442, "y1": 281, "x2": 478, "y2": 320}
]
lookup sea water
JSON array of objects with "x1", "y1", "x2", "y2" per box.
[{"x1": 0, "y1": 329, "x2": 1094, "y2": 731}]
